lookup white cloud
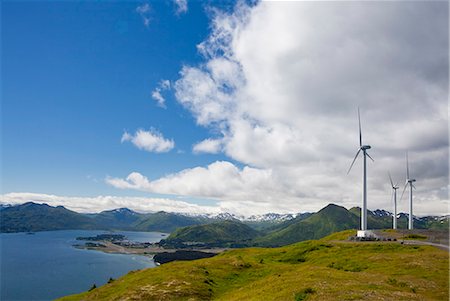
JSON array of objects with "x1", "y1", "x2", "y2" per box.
[
  {"x1": 170, "y1": 1, "x2": 448, "y2": 215},
  {"x1": 121, "y1": 128, "x2": 174, "y2": 153},
  {"x1": 136, "y1": 3, "x2": 151, "y2": 27},
  {"x1": 151, "y1": 90, "x2": 166, "y2": 108},
  {"x1": 174, "y1": 0, "x2": 188, "y2": 15},
  {"x1": 151, "y1": 80, "x2": 171, "y2": 108},
  {"x1": 107, "y1": 2, "x2": 448, "y2": 216},
  {"x1": 105, "y1": 161, "x2": 317, "y2": 216},
  {"x1": 193, "y1": 138, "x2": 223, "y2": 154},
  {"x1": 106, "y1": 161, "x2": 277, "y2": 201},
  {"x1": 0, "y1": 192, "x2": 219, "y2": 215}
]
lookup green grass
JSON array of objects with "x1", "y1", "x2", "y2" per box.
[
  {"x1": 167, "y1": 220, "x2": 259, "y2": 244},
  {"x1": 58, "y1": 230, "x2": 449, "y2": 301}
]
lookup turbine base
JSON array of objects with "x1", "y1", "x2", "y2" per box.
[{"x1": 357, "y1": 230, "x2": 376, "y2": 238}]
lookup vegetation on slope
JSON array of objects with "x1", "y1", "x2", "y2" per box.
[
  {"x1": 163, "y1": 220, "x2": 259, "y2": 247},
  {"x1": 0, "y1": 203, "x2": 206, "y2": 233},
  {"x1": 253, "y1": 204, "x2": 359, "y2": 246},
  {"x1": 58, "y1": 230, "x2": 449, "y2": 301},
  {"x1": 133, "y1": 211, "x2": 206, "y2": 233},
  {"x1": 0, "y1": 202, "x2": 96, "y2": 232},
  {"x1": 87, "y1": 208, "x2": 142, "y2": 230},
  {"x1": 2, "y1": 202, "x2": 447, "y2": 236}
]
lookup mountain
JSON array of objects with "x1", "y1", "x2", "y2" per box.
[
  {"x1": 0, "y1": 203, "x2": 205, "y2": 233},
  {"x1": 244, "y1": 213, "x2": 298, "y2": 222},
  {"x1": 58, "y1": 230, "x2": 449, "y2": 301},
  {"x1": 2, "y1": 202, "x2": 448, "y2": 235},
  {"x1": 253, "y1": 204, "x2": 359, "y2": 247},
  {"x1": 350, "y1": 207, "x2": 449, "y2": 230},
  {"x1": 0, "y1": 202, "x2": 96, "y2": 233},
  {"x1": 0, "y1": 204, "x2": 12, "y2": 211},
  {"x1": 88, "y1": 208, "x2": 142, "y2": 230},
  {"x1": 349, "y1": 207, "x2": 392, "y2": 229},
  {"x1": 133, "y1": 211, "x2": 206, "y2": 233},
  {"x1": 162, "y1": 220, "x2": 259, "y2": 247}
]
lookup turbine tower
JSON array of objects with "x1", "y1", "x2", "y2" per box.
[
  {"x1": 400, "y1": 151, "x2": 416, "y2": 230},
  {"x1": 388, "y1": 172, "x2": 399, "y2": 229},
  {"x1": 347, "y1": 108, "x2": 374, "y2": 237}
]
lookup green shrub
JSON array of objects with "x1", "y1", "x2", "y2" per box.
[
  {"x1": 403, "y1": 234, "x2": 427, "y2": 240},
  {"x1": 294, "y1": 287, "x2": 316, "y2": 301}
]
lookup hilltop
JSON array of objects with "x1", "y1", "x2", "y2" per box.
[
  {"x1": 58, "y1": 230, "x2": 449, "y2": 301},
  {"x1": 162, "y1": 220, "x2": 259, "y2": 248},
  {"x1": 253, "y1": 204, "x2": 359, "y2": 246}
]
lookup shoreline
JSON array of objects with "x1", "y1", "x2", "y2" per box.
[{"x1": 74, "y1": 241, "x2": 228, "y2": 258}]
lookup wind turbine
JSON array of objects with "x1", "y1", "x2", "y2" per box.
[
  {"x1": 347, "y1": 108, "x2": 374, "y2": 237},
  {"x1": 388, "y1": 172, "x2": 399, "y2": 229},
  {"x1": 400, "y1": 151, "x2": 416, "y2": 230}
]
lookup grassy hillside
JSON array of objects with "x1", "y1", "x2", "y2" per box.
[
  {"x1": 253, "y1": 204, "x2": 359, "y2": 246},
  {"x1": 164, "y1": 220, "x2": 259, "y2": 247},
  {"x1": 59, "y1": 230, "x2": 449, "y2": 301}
]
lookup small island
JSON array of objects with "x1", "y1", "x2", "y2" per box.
[{"x1": 73, "y1": 233, "x2": 223, "y2": 264}]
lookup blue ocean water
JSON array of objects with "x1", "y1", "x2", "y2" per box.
[{"x1": 0, "y1": 230, "x2": 165, "y2": 301}]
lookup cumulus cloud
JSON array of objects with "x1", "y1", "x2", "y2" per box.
[
  {"x1": 121, "y1": 128, "x2": 174, "y2": 153},
  {"x1": 151, "y1": 80, "x2": 171, "y2": 108},
  {"x1": 106, "y1": 2, "x2": 448, "y2": 216},
  {"x1": 106, "y1": 161, "x2": 277, "y2": 201},
  {"x1": 171, "y1": 1, "x2": 448, "y2": 215},
  {"x1": 136, "y1": 3, "x2": 151, "y2": 27},
  {"x1": 173, "y1": 0, "x2": 188, "y2": 15},
  {"x1": 1, "y1": 192, "x2": 219, "y2": 215},
  {"x1": 193, "y1": 138, "x2": 223, "y2": 154}
]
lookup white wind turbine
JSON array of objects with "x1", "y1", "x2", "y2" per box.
[
  {"x1": 347, "y1": 108, "x2": 374, "y2": 237},
  {"x1": 400, "y1": 151, "x2": 416, "y2": 230},
  {"x1": 388, "y1": 172, "x2": 399, "y2": 230}
]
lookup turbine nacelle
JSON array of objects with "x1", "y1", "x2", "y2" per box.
[
  {"x1": 361, "y1": 145, "x2": 371, "y2": 150},
  {"x1": 408, "y1": 179, "x2": 416, "y2": 183}
]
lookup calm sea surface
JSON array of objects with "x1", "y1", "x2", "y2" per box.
[{"x1": 0, "y1": 230, "x2": 166, "y2": 301}]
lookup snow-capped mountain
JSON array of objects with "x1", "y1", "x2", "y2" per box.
[
  {"x1": 108, "y1": 208, "x2": 138, "y2": 215},
  {"x1": 244, "y1": 213, "x2": 297, "y2": 222},
  {"x1": 372, "y1": 209, "x2": 392, "y2": 217},
  {"x1": 176, "y1": 211, "x2": 298, "y2": 222},
  {"x1": 0, "y1": 204, "x2": 12, "y2": 211}
]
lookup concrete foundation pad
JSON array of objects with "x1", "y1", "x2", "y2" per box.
[{"x1": 357, "y1": 230, "x2": 376, "y2": 238}]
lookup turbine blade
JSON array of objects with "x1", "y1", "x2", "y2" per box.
[
  {"x1": 366, "y1": 152, "x2": 375, "y2": 162},
  {"x1": 358, "y1": 107, "x2": 362, "y2": 147},
  {"x1": 412, "y1": 184, "x2": 416, "y2": 190},
  {"x1": 347, "y1": 149, "x2": 361, "y2": 174},
  {"x1": 400, "y1": 182, "x2": 408, "y2": 201},
  {"x1": 388, "y1": 172, "x2": 394, "y2": 187}
]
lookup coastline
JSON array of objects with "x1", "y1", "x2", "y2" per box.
[{"x1": 74, "y1": 241, "x2": 228, "y2": 261}]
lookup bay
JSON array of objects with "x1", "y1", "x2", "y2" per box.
[{"x1": 0, "y1": 230, "x2": 166, "y2": 301}]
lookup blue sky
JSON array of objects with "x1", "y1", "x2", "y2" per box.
[
  {"x1": 2, "y1": 1, "x2": 448, "y2": 216},
  {"x1": 3, "y1": 1, "x2": 231, "y2": 198}
]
